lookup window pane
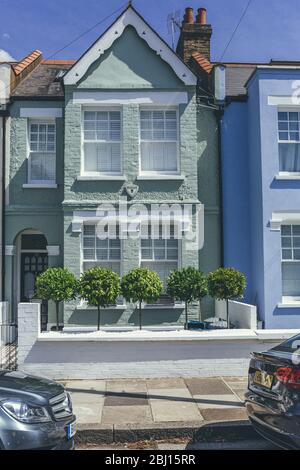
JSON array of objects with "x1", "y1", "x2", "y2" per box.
[
  {"x1": 281, "y1": 237, "x2": 292, "y2": 248},
  {"x1": 294, "y1": 249, "x2": 300, "y2": 260},
  {"x1": 279, "y1": 143, "x2": 300, "y2": 172},
  {"x1": 279, "y1": 132, "x2": 289, "y2": 141},
  {"x1": 289, "y1": 112, "x2": 299, "y2": 121},
  {"x1": 278, "y1": 122, "x2": 288, "y2": 131},
  {"x1": 30, "y1": 153, "x2": 55, "y2": 182},
  {"x1": 83, "y1": 249, "x2": 95, "y2": 260},
  {"x1": 293, "y1": 238, "x2": 300, "y2": 248},
  {"x1": 282, "y1": 249, "x2": 293, "y2": 260},
  {"x1": 293, "y1": 226, "x2": 300, "y2": 236},
  {"x1": 84, "y1": 225, "x2": 95, "y2": 236},
  {"x1": 84, "y1": 143, "x2": 98, "y2": 172},
  {"x1": 282, "y1": 225, "x2": 291, "y2": 236},
  {"x1": 282, "y1": 262, "x2": 300, "y2": 296},
  {"x1": 278, "y1": 112, "x2": 288, "y2": 121}
]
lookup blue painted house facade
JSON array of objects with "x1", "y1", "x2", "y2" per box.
[{"x1": 222, "y1": 64, "x2": 300, "y2": 329}]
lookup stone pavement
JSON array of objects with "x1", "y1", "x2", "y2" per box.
[{"x1": 65, "y1": 376, "x2": 249, "y2": 430}]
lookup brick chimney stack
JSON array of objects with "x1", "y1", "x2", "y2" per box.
[{"x1": 176, "y1": 7, "x2": 212, "y2": 65}]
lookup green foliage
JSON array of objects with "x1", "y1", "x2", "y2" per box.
[
  {"x1": 121, "y1": 268, "x2": 163, "y2": 304},
  {"x1": 166, "y1": 267, "x2": 208, "y2": 303},
  {"x1": 207, "y1": 268, "x2": 246, "y2": 301},
  {"x1": 36, "y1": 268, "x2": 79, "y2": 303},
  {"x1": 80, "y1": 267, "x2": 121, "y2": 308}
]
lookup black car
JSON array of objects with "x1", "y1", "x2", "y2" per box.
[
  {"x1": 0, "y1": 370, "x2": 76, "y2": 450},
  {"x1": 245, "y1": 333, "x2": 300, "y2": 450}
]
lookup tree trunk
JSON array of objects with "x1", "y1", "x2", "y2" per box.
[
  {"x1": 139, "y1": 301, "x2": 142, "y2": 331},
  {"x1": 185, "y1": 302, "x2": 188, "y2": 330},
  {"x1": 55, "y1": 302, "x2": 60, "y2": 331},
  {"x1": 97, "y1": 305, "x2": 101, "y2": 331},
  {"x1": 198, "y1": 299, "x2": 202, "y2": 322},
  {"x1": 227, "y1": 299, "x2": 230, "y2": 329}
]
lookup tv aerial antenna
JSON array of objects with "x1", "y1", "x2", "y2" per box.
[{"x1": 167, "y1": 10, "x2": 181, "y2": 50}]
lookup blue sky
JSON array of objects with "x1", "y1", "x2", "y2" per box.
[{"x1": 0, "y1": 0, "x2": 299, "y2": 63}]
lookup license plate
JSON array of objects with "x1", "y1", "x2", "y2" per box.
[
  {"x1": 67, "y1": 420, "x2": 77, "y2": 440},
  {"x1": 253, "y1": 370, "x2": 274, "y2": 389}
]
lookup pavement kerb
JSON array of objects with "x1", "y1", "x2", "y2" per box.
[{"x1": 75, "y1": 420, "x2": 257, "y2": 445}]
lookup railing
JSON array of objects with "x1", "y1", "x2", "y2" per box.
[{"x1": 0, "y1": 323, "x2": 18, "y2": 370}]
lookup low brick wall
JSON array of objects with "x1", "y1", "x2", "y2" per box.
[{"x1": 17, "y1": 302, "x2": 276, "y2": 380}]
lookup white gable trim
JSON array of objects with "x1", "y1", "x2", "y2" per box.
[
  {"x1": 72, "y1": 91, "x2": 188, "y2": 105},
  {"x1": 64, "y1": 7, "x2": 196, "y2": 87}
]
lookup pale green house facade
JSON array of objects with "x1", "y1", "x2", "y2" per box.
[{"x1": 5, "y1": 6, "x2": 221, "y2": 327}]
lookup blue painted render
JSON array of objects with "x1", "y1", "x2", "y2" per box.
[{"x1": 223, "y1": 68, "x2": 300, "y2": 329}]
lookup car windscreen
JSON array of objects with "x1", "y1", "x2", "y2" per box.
[{"x1": 272, "y1": 334, "x2": 300, "y2": 353}]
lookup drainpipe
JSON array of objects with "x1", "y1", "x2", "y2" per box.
[
  {"x1": 1, "y1": 112, "x2": 7, "y2": 301},
  {"x1": 215, "y1": 106, "x2": 224, "y2": 267}
]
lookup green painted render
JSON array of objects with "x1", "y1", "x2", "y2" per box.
[
  {"x1": 5, "y1": 21, "x2": 221, "y2": 327},
  {"x1": 78, "y1": 26, "x2": 184, "y2": 90}
]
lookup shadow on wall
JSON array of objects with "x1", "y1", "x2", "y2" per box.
[{"x1": 68, "y1": 307, "x2": 184, "y2": 327}]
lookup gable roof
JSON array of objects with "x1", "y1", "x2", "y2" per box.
[{"x1": 63, "y1": 5, "x2": 197, "y2": 86}]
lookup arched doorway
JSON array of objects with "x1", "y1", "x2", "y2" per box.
[{"x1": 14, "y1": 230, "x2": 49, "y2": 330}]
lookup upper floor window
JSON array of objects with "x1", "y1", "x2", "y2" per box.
[
  {"x1": 140, "y1": 109, "x2": 178, "y2": 173},
  {"x1": 278, "y1": 111, "x2": 300, "y2": 173},
  {"x1": 83, "y1": 110, "x2": 121, "y2": 175},
  {"x1": 28, "y1": 121, "x2": 56, "y2": 184}
]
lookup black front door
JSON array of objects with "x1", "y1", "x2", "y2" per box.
[{"x1": 21, "y1": 253, "x2": 49, "y2": 331}]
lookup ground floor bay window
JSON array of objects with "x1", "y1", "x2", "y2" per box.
[
  {"x1": 82, "y1": 224, "x2": 121, "y2": 273},
  {"x1": 281, "y1": 224, "x2": 300, "y2": 301},
  {"x1": 140, "y1": 224, "x2": 179, "y2": 304}
]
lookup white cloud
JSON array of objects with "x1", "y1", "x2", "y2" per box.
[
  {"x1": 3, "y1": 33, "x2": 10, "y2": 40},
  {"x1": 0, "y1": 49, "x2": 15, "y2": 62}
]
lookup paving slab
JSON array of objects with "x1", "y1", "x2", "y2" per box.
[
  {"x1": 101, "y1": 405, "x2": 152, "y2": 425},
  {"x1": 185, "y1": 378, "x2": 232, "y2": 395},
  {"x1": 194, "y1": 394, "x2": 243, "y2": 410},
  {"x1": 200, "y1": 408, "x2": 248, "y2": 422},
  {"x1": 106, "y1": 379, "x2": 147, "y2": 392},
  {"x1": 104, "y1": 394, "x2": 148, "y2": 407},
  {"x1": 73, "y1": 402, "x2": 104, "y2": 425},
  {"x1": 146, "y1": 378, "x2": 186, "y2": 389},
  {"x1": 148, "y1": 388, "x2": 202, "y2": 422},
  {"x1": 66, "y1": 380, "x2": 107, "y2": 392}
]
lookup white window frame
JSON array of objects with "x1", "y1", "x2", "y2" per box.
[
  {"x1": 27, "y1": 119, "x2": 56, "y2": 185},
  {"x1": 81, "y1": 223, "x2": 122, "y2": 272},
  {"x1": 139, "y1": 106, "x2": 180, "y2": 176},
  {"x1": 281, "y1": 224, "x2": 300, "y2": 302},
  {"x1": 81, "y1": 107, "x2": 123, "y2": 177},
  {"x1": 278, "y1": 109, "x2": 300, "y2": 176}
]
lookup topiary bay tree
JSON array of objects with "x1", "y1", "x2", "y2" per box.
[
  {"x1": 121, "y1": 268, "x2": 163, "y2": 331},
  {"x1": 207, "y1": 267, "x2": 246, "y2": 329},
  {"x1": 36, "y1": 268, "x2": 79, "y2": 331},
  {"x1": 80, "y1": 267, "x2": 121, "y2": 331},
  {"x1": 166, "y1": 267, "x2": 208, "y2": 330}
]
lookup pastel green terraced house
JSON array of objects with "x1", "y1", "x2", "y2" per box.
[{"x1": 4, "y1": 5, "x2": 221, "y2": 328}]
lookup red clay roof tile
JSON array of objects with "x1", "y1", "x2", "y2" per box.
[
  {"x1": 13, "y1": 50, "x2": 42, "y2": 76},
  {"x1": 192, "y1": 52, "x2": 213, "y2": 74}
]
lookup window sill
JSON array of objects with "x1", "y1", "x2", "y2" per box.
[
  {"x1": 275, "y1": 174, "x2": 300, "y2": 180},
  {"x1": 77, "y1": 175, "x2": 126, "y2": 181},
  {"x1": 277, "y1": 302, "x2": 300, "y2": 308},
  {"x1": 137, "y1": 175, "x2": 185, "y2": 181},
  {"x1": 23, "y1": 183, "x2": 58, "y2": 189}
]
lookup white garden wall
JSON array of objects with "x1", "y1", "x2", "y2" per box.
[{"x1": 215, "y1": 300, "x2": 257, "y2": 329}]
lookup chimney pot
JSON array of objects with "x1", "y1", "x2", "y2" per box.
[
  {"x1": 183, "y1": 7, "x2": 194, "y2": 24},
  {"x1": 196, "y1": 7, "x2": 207, "y2": 24}
]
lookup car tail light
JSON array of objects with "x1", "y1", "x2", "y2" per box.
[{"x1": 275, "y1": 367, "x2": 300, "y2": 389}]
